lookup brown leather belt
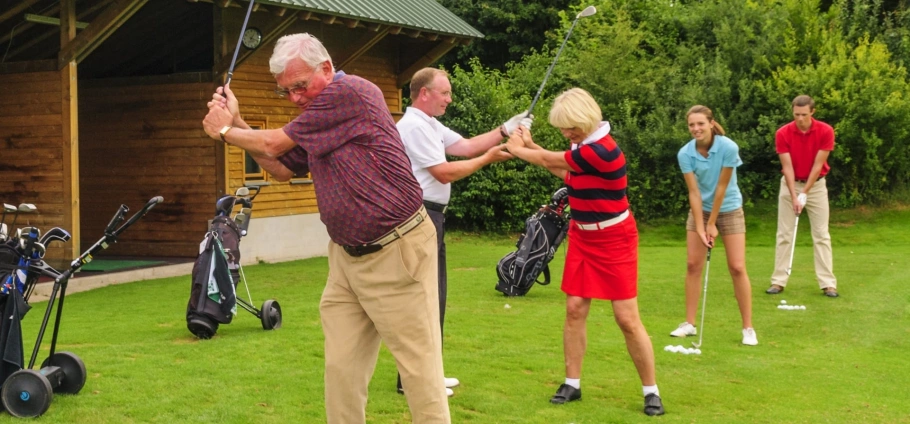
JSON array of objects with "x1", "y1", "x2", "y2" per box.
[{"x1": 342, "y1": 206, "x2": 426, "y2": 257}]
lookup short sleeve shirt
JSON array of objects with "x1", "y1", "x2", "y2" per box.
[
  {"x1": 562, "y1": 122, "x2": 629, "y2": 223},
  {"x1": 397, "y1": 107, "x2": 463, "y2": 204},
  {"x1": 278, "y1": 72, "x2": 423, "y2": 246},
  {"x1": 677, "y1": 135, "x2": 743, "y2": 213},
  {"x1": 775, "y1": 119, "x2": 834, "y2": 179}
]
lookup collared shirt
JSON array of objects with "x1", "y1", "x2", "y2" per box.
[
  {"x1": 563, "y1": 122, "x2": 629, "y2": 223},
  {"x1": 677, "y1": 135, "x2": 743, "y2": 213},
  {"x1": 775, "y1": 118, "x2": 835, "y2": 179},
  {"x1": 278, "y1": 72, "x2": 422, "y2": 246},
  {"x1": 397, "y1": 107, "x2": 463, "y2": 204}
]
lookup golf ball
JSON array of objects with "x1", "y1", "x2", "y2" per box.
[
  {"x1": 681, "y1": 348, "x2": 690, "y2": 355},
  {"x1": 781, "y1": 300, "x2": 787, "y2": 304},
  {"x1": 504, "y1": 304, "x2": 511, "y2": 309},
  {"x1": 800, "y1": 305, "x2": 806, "y2": 310},
  {"x1": 777, "y1": 305, "x2": 784, "y2": 309},
  {"x1": 693, "y1": 349, "x2": 702, "y2": 355},
  {"x1": 664, "y1": 345, "x2": 672, "y2": 352}
]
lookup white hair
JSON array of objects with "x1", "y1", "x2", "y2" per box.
[{"x1": 269, "y1": 33, "x2": 336, "y2": 76}]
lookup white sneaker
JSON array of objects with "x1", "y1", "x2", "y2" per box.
[
  {"x1": 742, "y1": 328, "x2": 758, "y2": 346},
  {"x1": 444, "y1": 377, "x2": 460, "y2": 388},
  {"x1": 670, "y1": 322, "x2": 697, "y2": 337},
  {"x1": 446, "y1": 388, "x2": 454, "y2": 397}
]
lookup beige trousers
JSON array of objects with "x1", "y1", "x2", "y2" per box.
[
  {"x1": 321, "y1": 215, "x2": 450, "y2": 424},
  {"x1": 771, "y1": 176, "x2": 837, "y2": 289}
]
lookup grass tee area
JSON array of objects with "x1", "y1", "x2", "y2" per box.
[{"x1": 9, "y1": 202, "x2": 909, "y2": 423}]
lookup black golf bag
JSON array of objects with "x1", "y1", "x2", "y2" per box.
[
  {"x1": 495, "y1": 187, "x2": 570, "y2": 296},
  {"x1": 186, "y1": 215, "x2": 240, "y2": 339},
  {"x1": 186, "y1": 188, "x2": 282, "y2": 339}
]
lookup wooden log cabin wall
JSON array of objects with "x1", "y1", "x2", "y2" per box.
[{"x1": 0, "y1": 0, "x2": 480, "y2": 263}]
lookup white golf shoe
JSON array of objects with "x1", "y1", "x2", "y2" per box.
[
  {"x1": 446, "y1": 388, "x2": 454, "y2": 397},
  {"x1": 444, "y1": 377, "x2": 460, "y2": 388},
  {"x1": 742, "y1": 328, "x2": 758, "y2": 346},
  {"x1": 669, "y1": 322, "x2": 697, "y2": 337}
]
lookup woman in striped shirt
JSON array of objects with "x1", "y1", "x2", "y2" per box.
[{"x1": 505, "y1": 88, "x2": 664, "y2": 416}]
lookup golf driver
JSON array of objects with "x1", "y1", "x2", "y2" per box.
[
  {"x1": 691, "y1": 248, "x2": 712, "y2": 349},
  {"x1": 225, "y1": 0, "x2": 257, "y2": 85},
  {"x1": 526, "y1": 5, "x2": 597, "y2": 115},
  {"x1": 786, "y1": 214, "x2": 800, "y2": 275},
  {"x1": 9, "y1": 203, "x2": 37, "y2": 233}
]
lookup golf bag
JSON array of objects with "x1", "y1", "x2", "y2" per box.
[
  {"x1": 495, "y1": 187, "x2": 570, "y2": 296},
  {"x1": 186, "y1": 215, "x2": 239, "y2": 338}
]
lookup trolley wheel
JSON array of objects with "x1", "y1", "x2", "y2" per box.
[
  {"x1": 40, "y1": 351, "x2": 87, "y2": 394},
  {"x1": 260, "y1": 299, "x2": 282, "y2": 330},
  {"x1": 1, "y1": 369, "x2": 53, "y2": 418}
]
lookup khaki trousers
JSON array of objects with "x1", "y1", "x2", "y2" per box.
[
  {"x1": 771, "y1": 176, "x2": 837, "y2": 289},
  {"x1": 321, "y1": 214, "x2": 449, "y2": 424}
]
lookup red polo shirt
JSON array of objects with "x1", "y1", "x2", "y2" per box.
[{"x1": 775, "y1": 119, "x2": 835, "y2": 180}]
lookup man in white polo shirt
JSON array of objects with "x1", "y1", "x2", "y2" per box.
[{"x1": 395, "y1": 67, "x2": 530, "y2": 396}]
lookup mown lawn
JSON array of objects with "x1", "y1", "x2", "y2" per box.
[{"x1": 4, "y1": 202, "x2": 908, "y2": 423}]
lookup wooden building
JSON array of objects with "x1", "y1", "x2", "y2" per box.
[{"x1": 0, "y1": 0, "x2": 482, "y2": 264}]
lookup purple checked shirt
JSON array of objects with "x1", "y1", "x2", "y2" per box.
[{"x1": 277, "y1": 72, "x2": 423, "y2": 246}]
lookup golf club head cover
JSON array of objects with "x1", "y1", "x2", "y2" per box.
[{"x1": 501, "y1": 111, "x2": 530, "y2": 137}]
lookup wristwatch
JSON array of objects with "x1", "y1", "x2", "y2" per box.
[{"x1": 219, "y1": 126, "x2": 233, "y2": 142}]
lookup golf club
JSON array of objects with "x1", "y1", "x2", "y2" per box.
[
  {"x1": 39, "y1": 227, "x2": 72, "y2": 247},
  {"x1": 786, "y1": 214, "x2": 800, "y2": 275},
  {"x1": 9, "y1": 203, "x2": 37, "y2": 233},
  {"x1": 527, "y1": 5, "x2": 597, "y2": 115},
  {"x1": 692, "y1": 248, "x2": 712, "y2": 349},
  {"x1": 0, "y1": 203, "x2": 15, "y2": 242},
  {"x1": 225, "y1": 0, "x2": 257, "y2": 86}
]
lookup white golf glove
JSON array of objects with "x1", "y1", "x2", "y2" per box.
[
  {"x1": 519, "y1": 116, "x2": 533, "y2": 129},
  {"x1": 797, "y1": 193, "x2": 807, "y2": 207},
  {"x1": 501, "y1": 111, "x2": 530, "y2": 136}
]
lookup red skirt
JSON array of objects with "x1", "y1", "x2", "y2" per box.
[{"x1": 561, "y1": 213, "x2": 638, "y2": 300}]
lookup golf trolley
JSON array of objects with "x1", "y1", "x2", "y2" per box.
[
  {"x1": 0, "y1": 196, "x2": 162, "y2": 417},
  {"x1": 186, "y1": 186, "x2": 282, "y2": 339}
]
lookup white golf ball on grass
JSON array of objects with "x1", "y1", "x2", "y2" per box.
[{"x1": 780, "y1": 300, "x2": 787, "y2": 304}]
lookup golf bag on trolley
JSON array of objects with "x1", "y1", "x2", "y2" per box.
[
  {"x1": 495, "y1": 187, "x2": 571, "y2": 296},
  {"x1": 186, "y1": 187, "x2": 282, "y2": 339},
  {"x1": 186, "y1": 215, "x2": 239, "y2": 337}
]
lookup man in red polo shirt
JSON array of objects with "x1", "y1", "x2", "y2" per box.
[{"x1": 766, "y1": 95, "x2": 839, "y2": 298}]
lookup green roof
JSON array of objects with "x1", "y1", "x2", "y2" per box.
[{"x1": 260, "y1": 0, "x2": 484, "y2": 39}]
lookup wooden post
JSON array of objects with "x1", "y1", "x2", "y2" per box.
[{"x1": 61, "y1": 0, "x2": 80, "y2": 258}]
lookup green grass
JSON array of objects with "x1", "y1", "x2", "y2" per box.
[{"x1": 4, "y1": 202, "x2": 909, "y2": 423}]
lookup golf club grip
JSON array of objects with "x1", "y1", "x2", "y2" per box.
[
  {"x1": 104, "y1": 205, "x2": 129, "y2": 234},
  {"x1": 113, "y1": 196, "x2": 164, "y2": 236},
  {"x1": 225, "y1": 0, "x2": 257, "y2": 85}
]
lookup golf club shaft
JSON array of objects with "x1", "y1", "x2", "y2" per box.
[
  {"x1": 694, "y1": 248, "x2": 711, "y2": 348},
  {"x1": 786, "y1": 215, "x2": 799, "y2": 275},
  {"x1": 225, "y1": 0, "x2": 257, "y2": 86},
  {"x1": 527, "y1": 18, "x2": 583, "y2": 115}
]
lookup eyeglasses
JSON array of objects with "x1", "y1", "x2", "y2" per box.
[
  {"x1": 274, "y1": 81, "x2": 309, "y2": 98},
  {"x1": 428, "y1": 88, "x2": 452, "y2": 98}
]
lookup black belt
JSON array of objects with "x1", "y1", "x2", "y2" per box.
[
  {"x1": 795, "y1": 176, "x2": 824, "y2": 183},
  {"x1": 342, "y1": 206, "x2": 426, "y2": 257},
  {"x1": 423, "y1": 200, "x2": 448, "y2": 214}
]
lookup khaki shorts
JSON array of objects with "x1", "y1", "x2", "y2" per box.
[{"x1": 686, "y1": 207, "x2": 746, "y2": 235}]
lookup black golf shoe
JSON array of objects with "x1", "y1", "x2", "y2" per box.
[
  {"x1": 765, "y1": 285, "x2": 784, "y2": 294},
  {"x1": 644, "y1": 393, "x2": 665, "y2": 416},
  {"x1": 549, "y1": 384, "x2": 581, "y2": 404}
]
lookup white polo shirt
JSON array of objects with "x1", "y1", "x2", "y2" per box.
[{"x1": 397, "y1": 107, "x2": 463, "y2": 204}]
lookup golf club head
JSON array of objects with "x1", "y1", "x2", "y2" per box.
[
  {"x1": 576, "y1": 5, "x2": 597, "y2": 18},
  {"x1": 18, "y1": 203, "x2": 36, "y2": 213},
  {"x1": 215, "y1": 195, "x2": 236, "y2": 217},
  {"x1": 40, "y1": 227, "x2": 72, "y2": 246},
  {"x1": 0, "y1": 223, "x2": 7, "y2": 242},
  {"x1": 235, "y1": 187, "x2": 250, "y2": 197}
]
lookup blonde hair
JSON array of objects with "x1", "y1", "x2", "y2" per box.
[
  {"x1": 549, "y1": 88, "x2": 602, "y2": 135},
  {"x1": 686, "y1": 105, "x2": 726, "y2": 136},
  {"x1": 409, "y1": 68, "x2": 448, "y2": 100},
  {"x1": 269, "y1": 33, "x2": 335, "y2": 76}
]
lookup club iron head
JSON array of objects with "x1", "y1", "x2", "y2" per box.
[
  {"x1": 235, "y1": 187, "x2": 250, "y2": 197},
  {"x1": 577, "y1": 5, "x2": 597, "y2": 18}
]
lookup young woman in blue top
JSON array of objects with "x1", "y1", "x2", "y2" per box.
[{"x1": 671, "y1": 105, "x2": 757, "y2": 346}]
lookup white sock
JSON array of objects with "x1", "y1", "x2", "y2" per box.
[
  {"x1": 565, "y1": 378, "x2": 580, "y2": 389},
  {"x1": 643, "y1": 385, "x2": 659, "y2": 397}
]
